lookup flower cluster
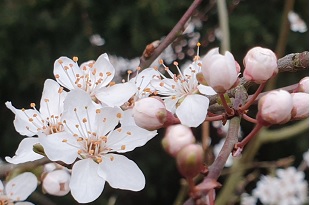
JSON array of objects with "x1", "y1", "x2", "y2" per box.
[
  {"x1": 241, "y1": 167, "x2": 308, "y2": 205},
  {"x1": 5, "y1": 54, "x2": 158, "y2": 203},
  {"x1": 0, "y1": 172, "x2": 37, "y2": 205},
  {"x1": 4, "y1": 45, "x2": 309, "y2": 204}
]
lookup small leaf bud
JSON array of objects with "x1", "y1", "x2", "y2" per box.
[
  {"x1": 162, "y1": 124, "x2": 196, "y2": 157},
  {"x1": 243, "y1": 47, "x2": 278, "y2": 84},
  {"x1": 257, "y1": 90, "x2": 293, "y2": 125},
  {"x1": 176, "y1": 144, "x2": 204, "y2": 179}
]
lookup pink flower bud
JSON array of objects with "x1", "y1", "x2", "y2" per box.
[
  {"x1": 162, "y1": 124, "x2": 196, "y2": 157},
  {"x1": 291, "y1": 93, "x2": 309, "y2": 120},
  {"x1": 257, "y1": 90, "x2": 293, "y2": 125},
  {"x1": 176, "y1": 144, "x2": 204, "y2": 179},
  {"x1": 132, "y1": 97, "x2": 167, "y2": 131},
  {"x1": 42, "y1": 169, "x2": 71, "y2": 196},
  {"x1": 243, "y1": 47, "x2": 278, "y2": 84},
  {"x1": 201, "y1": 48, "x2": 239, "y2": 93},
  {"x1": 296, "y1": 77, "x2": 309, "y2": 93}
]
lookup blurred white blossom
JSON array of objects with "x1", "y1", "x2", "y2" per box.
[
  {"x1": 89, "y1": 34, "x2": 105, "y2": 46},
  {"x1": 288, "y1": 11, "x2": 307, "y2": 33},
  {"x1": 247, "y1": 167, "x2": 308, "y2": 205}
]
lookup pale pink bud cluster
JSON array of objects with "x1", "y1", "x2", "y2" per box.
[
  {"x1": 176, "y1": 144, "x2": 204, "y2": 179},
  {"x1": 257, "y1": 90, "x2": 293, "y2": 125},
  {"x1": 162, "y1": 124, "x2": 196, "y2": 157},
  {"x1": 201, "y1": 48, "x2": 239, "y2": 93},
  {"x1": 42, "y1": 169, "x2": 71, "y2": 196},
  {"x1": 291, "y1": 93, "x2": 309, "y2": 120},
  {"x1": 296, "y1": 77, "x2": 309, "y2": 93},
  {"x1": 132, "y1": 97, "x2": 167, "y2": 131},
  {"x1": 243, "y1": 47, "x2": 278, "y2": 84}
]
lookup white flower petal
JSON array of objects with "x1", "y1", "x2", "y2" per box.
[
  {"x1": 70, "y1": 159, "x2": 105, "y2": 203},
  {"x1": 6, "y1": 172, "x2": 37, "y2": 201},
  {"x1": 96, "y1": 107, "x2": 122, "y2": 137},
  {"x1": 119, "y1": 109, "x2": 136, "y2": 126},
  {"x1": 95, "y1": 82, "x2": 137, "y2": 107},
  {"x1": 15, "y1": 202, "x2": 35, "y2": 205},
  {"x1": 99, "y1": 154, "x2": 145, "y2": 191},
  {"x1": 92, "y1": 53, "x2": 115, "y2": 88},
  {"x1": 197, "y1": 84, "x2": 217, "y2": 95},
  {"x1": 130, "y1": 68, "x2": 160, "y2": 95},
  {"x1": 62, "y1": 90, "x2": 99, "y2": 135},
  {"x1": 0, "y1": 180, "x2": 4, "y2": 194},
  {"x1": 53, "y1": 57, "x2": 83, "y2": 90},
  {"x1": 107, "y1": 126, "x2": 157, "y2": 153},
  {"x1": 5, "y1": 138, "x2": 43, "y2": 164},
  {"x1": 39, "y1": 79, "x2": 67, "y2": 118},
  {"x1": 164, "y1": 98, "x2": 178, "y2": 113},
  {"x1": 38, "y1": 132, "x2": 78, "y2": 164},
  {"x1": 176, "y1": 94, "x2": 209, "y2": 127},
  {"x1": 5, "y1": 102, "x2": 43, "y2": 137}
]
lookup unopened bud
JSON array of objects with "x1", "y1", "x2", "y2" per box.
[
  {"x1": 42, "y1": 169, "x2": 71, "y2": 196},
  {"x1": 243, "y1": 47, "x2": 278, "y2": 84},
  {"x1": 291, "y1": 93, "x2": 309, "y2": 120},
  {"x1": 162, "y1": 124, "x2": 196, "y2": 157},
  {"x1": 176, "y1": 144, "x2": 204, "y2": 179},
  {"x1": 201, "y1": 48, "x2": 239, "y2": 93},
  {"x1": 133, "y1": 97, "x2": 167, "y2": 131},
  {"x1": 257, "y1": 90, "x2": 293, "y2": 125},
  {"x1": 296, "y1": 77, "x2": 309, "y2": 93}
]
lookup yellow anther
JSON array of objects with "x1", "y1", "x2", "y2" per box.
[
  {"x1": 30, "y1": 103, "x2": 36, "y2": 108},
  {"x1": 62, "y1": 139, "x2": 68, "y2": 142},
  {"x1": 159, "y1": 82, "x2": 165, "y2": 87},
  {"x1": 73, "y1": 56, "x2": 78, "y2": 62},
  {"x1": 109, "y1": 81, "x2": 116, "y2": 86},
  {"x1": 173, "y1": 61, "x2": 179, "y2": 66},
  {"x1": 110, "y1": 156, "x2": 114, "y2": 161},
  {"x1": 121, "y1": 145, "x2": 126, "y2": 150},
  {"x1": 127, "y1": 70, "x2": 133, "y2": 74},
  {"x1": 116, "y1": 113, "x2": 122, "y2": 118},
  {"x1": 77, "y1": 137, "x2": 83, "y2": 142},
  {"x1": 126, "y1": 131, "x2": 132, "y2": 135},
  {"x1": 58, "y1": 87, "x2": 64, "y2": 93},
  {"x1": 197, "y1": 42, "x2": 201, "y2": 47},
  {"x1": 55, "y1": 74, "x2": 60, "y2": 78},
  {"x1": 106, "y1": 72, "x2": 112, "y2": 76},
  {"x1": 101, "y1": 136, "x2": 107, "y2": 143},
  {"x1": 96, "y1": 109, "x2": 101, "y2": 114},
  {"x1": 159, "y1": 59, "x2": 164, "y2": 64},
  {"x1": 96, "y1": 157, "x2": 102, "y2": 163},
  {"x1": 29, "y1": 118, "x2": 33, "y2": 122},
  {"x1": 58, "y1": 59, "x2": 63, "y2": 64}
]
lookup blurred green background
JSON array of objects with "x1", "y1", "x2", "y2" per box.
[{"x1": 0, "y1": 0, "x2": 308, "y2": 204}]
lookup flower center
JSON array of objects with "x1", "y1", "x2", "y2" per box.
[
  {"x1": 0, "y1": 196, "x2": 14, "y2": 205},
  {"x1": 55, "y1": 57, "x2": 112, "y2": 95},
  {"x1": 22, "y1": 101, "x2": 64, "y2": 135}
]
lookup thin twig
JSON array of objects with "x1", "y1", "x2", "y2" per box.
[{"x1": 139, "y1": 0, "x2": 203, "y2": 69}]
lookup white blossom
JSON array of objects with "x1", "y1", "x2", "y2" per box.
[
  {"x1": 39, "y1": 89, "x2": 157, "y2": 203},
  {"x1": 0, "y1": 172, "x2": 37, "y2": 205}
]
